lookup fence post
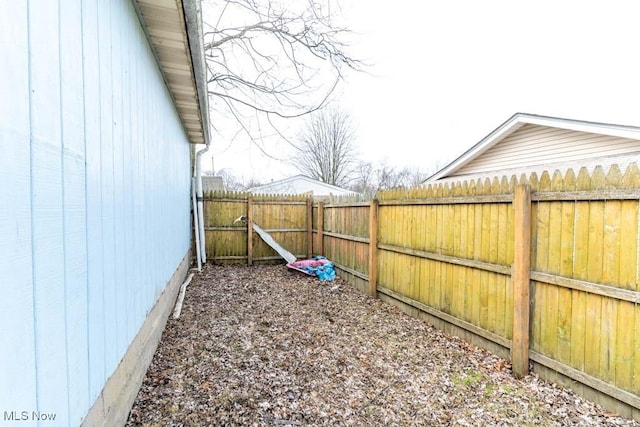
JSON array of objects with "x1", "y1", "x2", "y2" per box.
[
  {"x1": 317, "y1": 201, "x2": 324, "y2": 256},
  {"x1": 307, "y1": 198, "x2": 313, "y2": 258},
  {"x1": 368, "y1": 199, "x2": 379, "y2": 297},
  {"x1": 512, "y1": 184, "x2": 531, "y2": 378},
  {"x1": 247, "y1": 196, "x2": 253, "y2": 266}
]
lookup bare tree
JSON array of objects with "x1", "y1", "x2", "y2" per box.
[
  {"x1": 350, "y1": 161, "x2": 375, "y2": 197},
  {"x1": 401, "y1": 166, "x2": 431, "y2": 187},
  {"x1": 374, "y1": 160, "x2": 401, "y2": 190},
  {"x1": 217, "y1": 168, "x2": 263, "y2": 191},
  {"x1": 293, "y1": 107, "x2": 357, "y2": 187},
  {"x1": 203, "y1": 0, "x2": 363, "y2": 153},
  {"x1": 379, "y1": 164, "x2": 430, "y2": 189},
  {"x1": 349, "y1": 160, "x2": 432, "y2": 197}
]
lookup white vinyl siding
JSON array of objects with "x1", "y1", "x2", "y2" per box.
[{"x1": 453, "y1": 124, "x2": 640, "y2": 176}]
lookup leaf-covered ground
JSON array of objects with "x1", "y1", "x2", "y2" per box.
[{"x1": 127, "y1": 264, "x2": 639, "y2": 426}]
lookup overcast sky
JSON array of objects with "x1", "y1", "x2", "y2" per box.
[{"x1": 204, "y1": 0, "x2": 640, "y2": 182}]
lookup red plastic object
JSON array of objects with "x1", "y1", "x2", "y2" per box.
[{"x1": 286, "y1": 258, "x2": 331, "y2": 276}]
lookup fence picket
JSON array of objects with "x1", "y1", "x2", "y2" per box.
[
  {"x1": 534, "y1": 172, "x2": 551, "y2": 355},
  {"x1": 557, "y1": 169, "x2": 576, "y2": 366},
  {"x1": 495, "y1": 177, "x2": 510, "y2": 337},
  {"x1": 543, "y1": 171, "x2": 563, "y2": 361},
  {"x1": 584, "y1": 167, "x2": 606, "y2": 378},
  {"x1": 570, "y1": 167, "x2": 590, "y2": 370}
]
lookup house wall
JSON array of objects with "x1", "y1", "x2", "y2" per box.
[
  {"x1": 453, "y1": 124, "x2": 640, "y2": 177},
  {"x1": 202, "y1": 176, "x2": 224, "y2": 192},
  {"x1": 0, "y1": 1, "x2": 191, "y2": 425}
]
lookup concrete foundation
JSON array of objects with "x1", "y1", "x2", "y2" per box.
[{"x1": 82, "y1": 251, "x2": 191, "y2": 426}]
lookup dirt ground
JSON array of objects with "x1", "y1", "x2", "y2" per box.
[{"x1": 126, "y1": 264, "x2": 639, "y2": 426}]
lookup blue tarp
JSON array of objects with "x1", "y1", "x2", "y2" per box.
[{"x1": 287, "y1": 256, "x2": 336, "y2": 281}]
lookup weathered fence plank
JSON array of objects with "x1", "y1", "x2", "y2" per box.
[
  {"x1": 247, "y1": 197, "x2": 253, "y2": 265},
  {"x1": 368, "y1": 199, "x2": 378, "y2": 297},
  {"x1": 585, "y1": 167, "x2": 606, "y2": 379},
  {"x1": 316, "y1": 202, "x2": 324, "y2": 255},
  {"x1": 307, "y1": 198, "x2": 313, "y2": 258},
  {"x1": 557, "y1": 169, "x2": 576, "y2": 367},
  {"x1": 571, "y1": 168, "x2": 590, "y2": 372}
]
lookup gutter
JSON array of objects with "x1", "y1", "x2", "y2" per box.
[
  {"x1": 182, "y1": 0, "x2": 211, "y2": 144},
  {"x1": 183, "y1": 0, "x2": 211, "y2": 265}
]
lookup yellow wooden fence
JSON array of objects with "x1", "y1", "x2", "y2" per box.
[
  {"x1": 203, "y1": 191, "x2": 311, "y2": 264},
  {"x1": 320, "y1": 164, "x2": 640, "y2": 420},
  {"x1": 203, "y1": 165, "x2": 640, "y2": 420}
]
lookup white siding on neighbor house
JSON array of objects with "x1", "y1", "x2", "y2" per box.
[
  {"x1": 453, "y1": 124, "x2": 640, "y2": 177},
  {"x1": 430, "y1": 156, "x2": 640, "y2": 187},
  {"x1": 0, "y1": 1, "x2": 191, "y2": 425}
]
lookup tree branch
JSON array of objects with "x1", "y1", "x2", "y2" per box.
[{"x1": 203, "y1": 0, "x2": 365, "y2": 157}]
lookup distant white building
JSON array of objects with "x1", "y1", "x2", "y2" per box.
[
  {"x1": 202, "y1": 176, "x2": 224, "y2": 192},
  {"x1": 248, "y1": 175, "x2": 358, "y2": 197}
]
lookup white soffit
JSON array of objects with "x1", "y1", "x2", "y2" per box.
[{"x1": 134, "y1": 0, "x2": 207, "y2": 144}]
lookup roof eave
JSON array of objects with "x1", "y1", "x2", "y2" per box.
[
  {"x1": 426, "y1": 112, "x2": 640, "y2": 182},
  {"x1": 426, "y1": 113, "x2": 524, "y2": 182},
  {"x1": 131, "y1": 0, "x2": 210, "y2": 146},
  {"x1": 182, "y1": 0, "x2": 211, "y2": 145},
  {"x1": 247, "y1": 175, "x2": 360, "y2": 195}
]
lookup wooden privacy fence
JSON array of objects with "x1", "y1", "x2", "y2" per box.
[
  {"x1": 203, "y1": 191, "x2": 312, "y2": 264},
  {"x1": 320, "y1": 164, "x2": 640, "y2": 420},
  {"x1": 203, "y1": 165, "x2": 640, "y2": 420}
]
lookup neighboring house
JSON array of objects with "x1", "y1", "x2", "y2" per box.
[
  {"x1": 248, "y1": 174, "x2": 359, "y2": 197},
  {"x1": 202, "y1": 176, "x2": 224, "y2": 192},
  {"x1": 426, "y1": 113, "x2": 640, "y2": 184},
  {"x1": 0, "y1": 1, "x2": 209, "y2": 425}
]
